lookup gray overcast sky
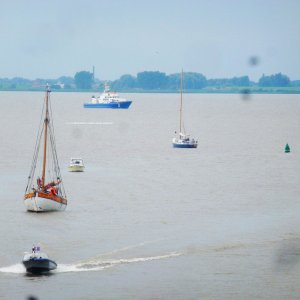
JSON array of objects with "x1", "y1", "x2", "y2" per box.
[{"x1": 0, "y1": 0, "x2": 299, "y2": 80}]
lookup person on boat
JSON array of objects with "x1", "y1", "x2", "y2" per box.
[
  {"x1": 37, "y1": 177, "x2": 42, "y2": 189},
  {"x1": 44, "y1": 179, "x2": 61, "y2": 192},
  {"x1": 48, "y1": 186, "x2": 57, "y2": 196},
  {"x1": 32, "y1": 245, "x2": 36, "y2": 253}
]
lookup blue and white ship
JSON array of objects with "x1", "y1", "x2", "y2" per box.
[{"x1": 84, "y1": 84, "x2": 132, "y2": 109}]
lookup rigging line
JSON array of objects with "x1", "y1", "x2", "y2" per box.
[
  {"x1": 51, "y1": 144, "x2": 66, "y2": 197},
  {"x1": 49, "y1": 129, "x2": 58, "y2": 181},
  {"x1": 49, "y1": 128, "x2": 64, "y2": 191},
  {"x1": 48, "y1": 96, "x2": 66, "y2": 198},
  {"x1": 48, "y1": 96, "x2": 60, "y2": 174},
  {"x1": 32, "y1": 125, "x2": 44, "y2": 170},
  {"x1": 46, "y1": 137, "x2": 52, "y2": 182},
  {"x1": 27, "y1": 99, "x2": 45, "y2": 172},
  {"x1": 48, "y1": 131, "x2": 57, "y2": 183},
  {"x1": 27, "y1": 127, "x2": 44, "y2": 191},
  {"x1": 26, "y1": 106, "x2": 46, "y2": 192},
  {"x1": 48, "y1": 121, "x2": 59, "y2": 177},
  {"x1": 27, "y1": 132, "x2": 42, "y2": 188},
  {"x1": 48, "y1": 126, "x2": 66, "y2": 197},
  {"x1": 182, "y1": 121, "x2": 186, "y2": 135},
  {"x1": 29, "y1": 122, "x2": 44, "y2": 177},
  {"x1": 29, "y1": 98, "x2": 46, "y2": 170},
  {"x1": 52, "y1": 142, "x2": 66, "y2": 197}
]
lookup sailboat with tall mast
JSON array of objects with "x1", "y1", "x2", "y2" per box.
[
  {"x1": 24, "y1": 86, "x2": 67, "y2": 212},
  {"x1": 172, "y1": 71, "x2": 198, "y2": 148}
]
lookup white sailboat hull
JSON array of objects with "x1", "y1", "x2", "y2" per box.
[
  {"x1": 172, "y1": 135, "x2": 198, "y2": 148},
  {"x1": 24, "y1": 195, "x2": 66, "y2": 212}
]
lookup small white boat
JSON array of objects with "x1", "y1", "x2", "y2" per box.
[
  {"x1": 68, "y1": 158, "x2": 85, "y2": 172},
  {"x1": 22, "y1": 246, "x2": 57, "y2": 274}
]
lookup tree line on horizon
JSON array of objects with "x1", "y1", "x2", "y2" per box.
[{"x1": 0, "y1": 71, "x2": 299, "y2": 91}]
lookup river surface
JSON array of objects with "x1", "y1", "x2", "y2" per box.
[{"x1": 0, "y1": 92, "x2": 300, "y2": 299}]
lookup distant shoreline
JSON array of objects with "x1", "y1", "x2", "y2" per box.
[{"x1": 1, "y1": 87, "x2": 300, "y2": 94}]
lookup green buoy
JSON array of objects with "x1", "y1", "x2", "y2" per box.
[{"x1": 285, "y1": 143, "x2": 290, "y2": 153}]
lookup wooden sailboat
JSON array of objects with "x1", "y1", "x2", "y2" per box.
[
  {"x1": 172, "y1": 71, "x2": 198, "y2": 148},
  {"x1": 24, "y1": 86, "x2": 67, "y2": 212}
]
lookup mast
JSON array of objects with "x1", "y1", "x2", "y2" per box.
[
  {"x1": 179, "y1": 70, "x2": 183, "y2": 133},
  {"x1": 41, "y1": 86, "x2": 50, "y2": 188}
]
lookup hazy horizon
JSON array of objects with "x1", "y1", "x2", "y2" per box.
[{"x1": 0, "y1": 0, "x2": 299, "y2": 81}]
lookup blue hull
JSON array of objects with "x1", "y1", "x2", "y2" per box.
[
  {"x1": 84, "y1": 101, "x2": 132, "y2": 109},
  {"x1": 23, "y1": 258, "x2": 57, "y2": 274},
  {"x1": 173, "y1": 143, "x2": 198, "y2": 148}
]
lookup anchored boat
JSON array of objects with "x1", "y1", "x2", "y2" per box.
[
  {"x1": 24, "y1": 86, "x2": 67, "y2": 212},
  {"x1": 172, "y1": 71, "x2": 198, "y2": 148},
  {"x1": 68, "y1": 158, "x2": 85, "y2": 172},
  {"x1": 84, "y1": 83, "x2": 132, "y2": 109},
  {"x1": 22, "y1": 246, "x2": 57, "y2": 274}
]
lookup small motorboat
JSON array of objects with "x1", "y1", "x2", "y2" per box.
[
  {"x1": 22, "y1": 246, "x2": 57, "y2": 274},
  {"x1": 68, "y1": 158, "x2": 85, "y2": 172}
]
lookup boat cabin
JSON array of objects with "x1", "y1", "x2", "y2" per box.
[{"x1": 70, "y1": 158, "x2": 84, "y2": 167}]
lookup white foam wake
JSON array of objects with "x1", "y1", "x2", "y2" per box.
[
  {"x1": 0, "y1": 263, "x2": 26, "y2": 274},
  {"x1": 92, "y1": 239, "x2": 165, "y2": 258},
  {"x1": 57, "y1": 252, "x2": 182, "y2": 273}
]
